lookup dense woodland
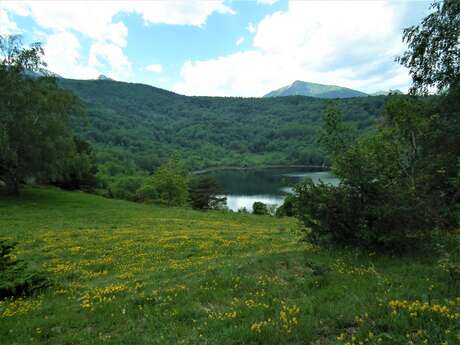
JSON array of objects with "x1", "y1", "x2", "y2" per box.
[{"x1": 60, "y1": 77, "x2": 386, "y2": 173}]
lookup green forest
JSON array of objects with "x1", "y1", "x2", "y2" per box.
[{"x1": 60, "y1": 77, "x2": 386, "y2": 173}]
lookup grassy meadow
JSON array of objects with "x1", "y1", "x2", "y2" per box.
[{"x1": 0, "y1": 187, "x2": 459, "y2": 345}]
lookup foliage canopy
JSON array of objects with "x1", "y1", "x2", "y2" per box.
[
  {"x1": 397, "y1": 0, "x2": 460, "y2": 94},
  {"x1": 0, "y1": 35, "x2": 83, "y2": 194}
]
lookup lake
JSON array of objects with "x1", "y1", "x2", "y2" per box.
[{"x1": 202, "y1": 168, "x2": 339, "y2": 212}]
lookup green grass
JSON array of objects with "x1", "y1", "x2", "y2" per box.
[{"x1": 0, "y1": 186, "x2": 459, "y2": 345}]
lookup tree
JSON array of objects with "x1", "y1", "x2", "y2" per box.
[
  {"x1": 189, "y1": 176, "x2": 226, "y2": 210},
  {"x1": 317, "y1": 104, "x2": 357, "y2": 160},
  {"x1": 252, "y1": 201, "x2": 269, "y2": 215},
  {"x1": 397, "y1": 0, "x2": 460, "y2": 94},
  {"x1": 0, "y1": 35, "x2": 83, "y2": 194},
  {"x1": 396, "y1": 0, "x2": 460, "y2": 208},
  {"x1": 150, "y1": 159, "x2": 189, "y2": 206}
]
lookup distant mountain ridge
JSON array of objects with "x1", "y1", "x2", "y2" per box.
[{"x1": 263, "y1": 80, "x2": 368, "y2": 99}]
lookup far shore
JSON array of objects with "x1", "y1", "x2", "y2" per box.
[{"x1": 192, "y1": 164, "x2": 329, "y2": 175}]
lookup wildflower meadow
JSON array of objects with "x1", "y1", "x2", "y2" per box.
[{"x1": 0, "y1": 187, "x2": 459, "y2": 344}]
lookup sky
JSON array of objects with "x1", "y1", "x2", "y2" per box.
[{"x1": 0, "y1": 0, "x2": 432, "y2": 97}]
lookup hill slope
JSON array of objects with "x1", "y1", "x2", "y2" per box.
[
  {"x1": 263, "y1": 80, "x2": 368, "y2": 98},
  {"x1": 1, "y1": 187, "x2": 457, "y2": 345},
  {"x1": 58, "y1": 78, "x2": 386, "y2": 172}
]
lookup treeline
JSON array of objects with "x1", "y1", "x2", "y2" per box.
[{"x1": 99, "y1": 158, "x2": 227, "y2": 211}]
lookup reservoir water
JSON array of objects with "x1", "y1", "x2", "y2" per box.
[{"x1": 202, "y1": 168, "x2": 339, "y2": 212}]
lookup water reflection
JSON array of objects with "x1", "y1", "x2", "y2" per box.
[{"x1": 203, "y1": 168, "x2": 338, "y2": 212}]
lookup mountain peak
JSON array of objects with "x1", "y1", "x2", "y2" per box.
[{"x1": 264, "y1": 80, "x2": 368, "y2": 99}]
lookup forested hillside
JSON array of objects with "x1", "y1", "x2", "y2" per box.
[{"x1": 60, "y1": 78, "x2": 385, "y2": 173}]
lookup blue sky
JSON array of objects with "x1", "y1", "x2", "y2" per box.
[{"x1": 1, "y1": 0, "x2": 431, "y2": 96}]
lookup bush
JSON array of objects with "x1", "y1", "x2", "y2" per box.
[
  {"x1": 293, "y1": 178, "x2": 438, "y2": 247},
  {"x1": 0, "y1": 240, "x2": 48, "y2": 298},
  {"x1": 276, "y1": 194, "x2": 296, "y2": 217},
  {"x1": 253, "y1": 202, "x2": 269, "y2": 215},
  {"x1": 292, "y1": 93, "x2": 459, "y2": 248}
]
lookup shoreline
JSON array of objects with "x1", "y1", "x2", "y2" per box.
[{"x1": 192, "y1": 164, "x2": 329, "y2": 175}]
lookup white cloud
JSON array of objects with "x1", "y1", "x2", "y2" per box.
[
  {"x1": 2, "y1": 0, "x2": 234, "y2": 80},
  {"x1": 3, "y1": 1, "x2": 234, "y2": 44},
  {"x1": 88, "y1": 42, "x2": 131, "y2": 79},
  {"x1": 43, "y1": 31, "x2": 99, "y2": 79},
  {"x1": 256, "y1": 0, "x2": 278, "y2": 5},
  {"x1": 2, "y1": 1, "x2": 128, "y2": 46},
  {"x1": 175, "y1": 1, "x2": 428, "y2": 97},
  {"x1": 246, "y1": 22, "x2": 256, "y2": 34},
  {"x1": 145, "y1": 64, "x2": 163, "y2": 73},
  {"x1": 43, "y1": 32, "x2": 131, "y2": 80},
  {"x1": 236, "y1": 37, "x2": 244, "y2": 46},
  {"x1": 0, "y1": 8, "x2": 19, "y2": 36},
  {"x1": 126, "y1": 1, "x2": 235, "y2": 27},
  {"x1": 175, "y1": 50, "x2": 280, "y2": 97}
]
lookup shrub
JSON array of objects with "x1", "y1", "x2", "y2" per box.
[
  {"x1": 292, "y1": 93, "x2": 459, "y2": 248},
  {"x1": 276, "y1": 194, "x2": 296, "y2": 217},
  {"x1": 253, "y1": 202, "x2": 269, "y2": 215},
  {"x1": 293, "y1": 178, "x2": 438, "y2": 247}
]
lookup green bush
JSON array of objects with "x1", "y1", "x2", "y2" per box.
[
  {"x1": 276, "y1": 194, "x2": 295, "y2": 217},
  {"x1": 292, "y1": 92, "x2": 459, "y2": 248},
  {"x1": 253, "y1": 202, "x2": 269, "y2": 215},
  {"x1": 293, "y1": 178, "x2": 437, "y2": 247}
]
